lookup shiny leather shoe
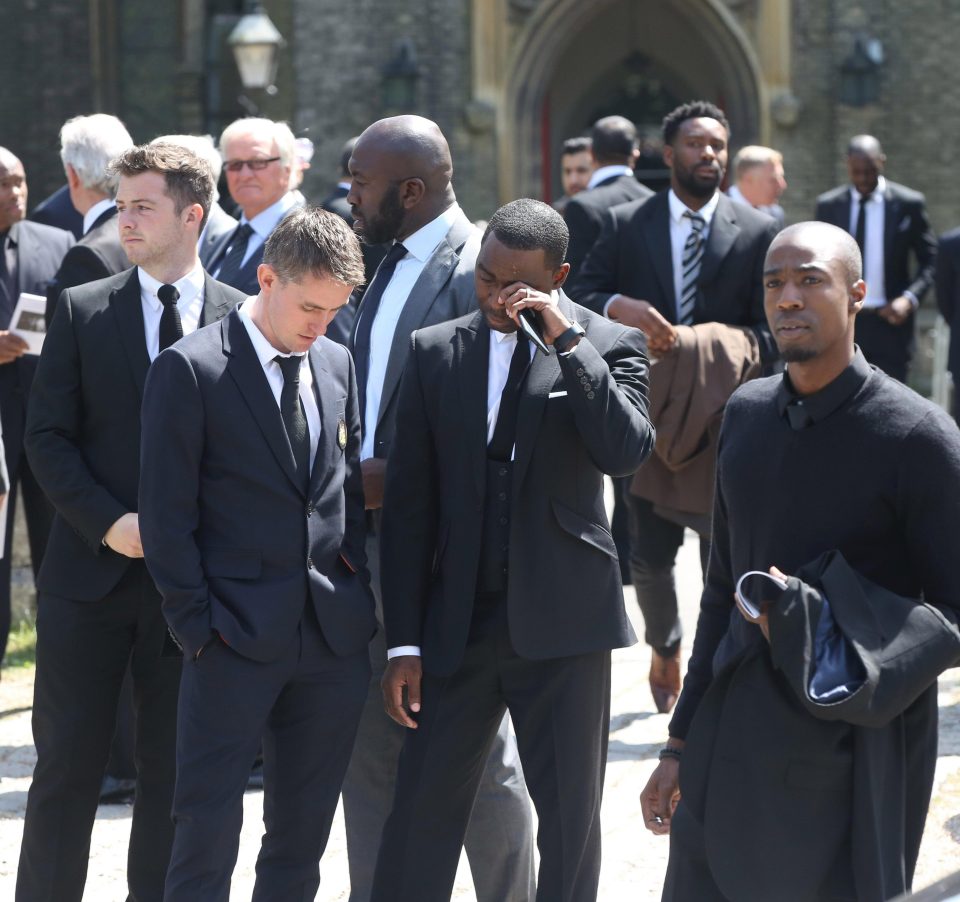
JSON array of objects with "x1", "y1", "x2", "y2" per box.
[{"x1": 649, "y1": 647, "x2": 682, "y2": 714}]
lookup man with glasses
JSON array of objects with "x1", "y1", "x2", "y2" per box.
[{"x1": 202, "y1": 117, "x2": 303, "y2": 297}]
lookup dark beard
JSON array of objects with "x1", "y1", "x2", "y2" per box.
[
  {"x1": 359, "y1": 184, "x2": 405, "y2": 245},
  {"x1": 781, "y1": 346, "x2": 818, "y2": 363},
  {"x1": 675, "y1": 165, "x2": 721, "y2": 200}
]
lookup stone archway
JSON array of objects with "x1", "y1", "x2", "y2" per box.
[{"x1": 476, "y1": 0, "x2": 783, "y2": 203}]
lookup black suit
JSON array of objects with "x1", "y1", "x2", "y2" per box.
[
  {"x1": 139, "y1": 308, "x2": 375, "y2": 900},
  {"x1": 814, "y1": 180, "x2": 936, "y2": 381},
  {"x1": 936, "y1": 226, "x2": 960, "y2": 416},
  {"x1": 18, "y1": 268, "x2": 242, "y2": 902},
  {"x1": 45, "y1": 205, "x2": 129, "y2": 325},
  {"x1": 371, "y1": 294, "x2": 654, "y2": 901},
  {"x1": 568, "y1": 190, "x2": 777, "y2": 658},
  {"x1": 562, "y1": 172, "x2": 653, "y2": 274},
  {"x1": 0, "y1": 220, "x2": 73, "y2": 662},
  {"x1": 28, "y1": 184, "x2": 84, "y2": 239}
]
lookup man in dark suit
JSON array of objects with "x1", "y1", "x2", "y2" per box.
[
  {"x1": 18, "y1": 143, "x2": 243, "y2": 902},
  {"x1": 563, "y1": 115, "x2": 653, "y2": 275},
  {"x1": 139, "y1": 207, "x2": 375, "y2": 901},
  {"x1": 45, "y1": 113, "x2": 135, "y2": 325},
  {"x1": 371, "y1": 199, "x2": 655, "y2": 901},
  {"x1": 935, "y1": 226, "x2": 960, "y2": 419},
  {"x1": 202, "y1": 117, "x2": 303, "y2": 297},
  {"x1": 341, "y1": 114, "x2": 535, "y2": 902},
  {"x1": 570, "y1": 100, "x2": 778, "y2": 715},
  {"x1": 29, "y1": 183, "x2": 83, "y2": 239},
  {"x1": 641, "y1": 221, "x2": 960, "y2": 901},
  {"x1": 0, "y1": 147, "x2": 74, "y2": 665},
  {"x1": 814, "y1": 135, "x2": 936, "y2": 382},
  {"x1": 321, "y1": 135, "x2": 387, "y2": 288}
]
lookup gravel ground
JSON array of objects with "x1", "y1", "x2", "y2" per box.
[{"x1": 1, "y1": 532, "x2": 958, "y2": 900}]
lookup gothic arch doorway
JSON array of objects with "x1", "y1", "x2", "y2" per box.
[{"x1": 497, "y1": 0, "x2": 767, "y2": 202}]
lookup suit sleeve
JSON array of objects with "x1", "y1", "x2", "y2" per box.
[
  {"x1": 563, "y1": 199, "x2": 600, "y2": 276},
  {"x1": 340, "y1": 347, "x2": 369, "y2": 580},
  {"x1": 566, "y1": 208, "x2": 621, "y2": 315},
  {"x1": 556, "y1": 325, "x2": 655, "y2": 476},
  {"x1": 905, "y1": 196, "x2": 937, "y2": 303},
  {"x1": 46, "y1": 246, "x2": 110, "y2": 326},
  {"x1": 138, "y1": 347, "x2": 212, "y2": 657},
  {"x1": 935, "y1": 235, "x2": 958, "y2": 322},
  {"x1": 25, "y1": 292, "x2": 129, "y2": 550},
  {"x1": 378, "y1": 334, "x2": 440, "y2": 648}
]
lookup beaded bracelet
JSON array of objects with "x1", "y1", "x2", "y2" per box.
[{"x1": 658, "y1": 746, "x2": 682, "y2": 762}]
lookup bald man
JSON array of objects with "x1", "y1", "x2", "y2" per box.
[
  {"x1": 814, "y1": 135, "x2": 936, "y2": 382},
  {"x1": 0, "y1": 147, "x2": 73, "y2": 664},
  {"x1": 342, "y1": 115, "x2": 535, "y2": 902},
  {"x1": 642, "y1": 221, "x2": 960, "y2": 901}
]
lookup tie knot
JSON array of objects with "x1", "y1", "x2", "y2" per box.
[
  {"x1": 236, "y1": 223, "x2": 254, "y2": 240},
  {"x1": 274, "y1": 354, "x2": 302, "y2": 384},
  {"x1": 385, "y1": 241, "x2": 407, "y2": 264},
  {"x1": 684, "y1": 211, "x2": 706, "y2": 233},
  {"x1": 157, "y1": 284, "x2": 180, "y2": 307}
]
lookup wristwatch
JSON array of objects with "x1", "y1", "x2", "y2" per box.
[{"x1": 553, "y1": 322, "x2": 585, "y2": 354}]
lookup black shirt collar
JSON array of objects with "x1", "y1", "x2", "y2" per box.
[{"x1": 776, "y1": 348, "x2": 872, "y2": 426}]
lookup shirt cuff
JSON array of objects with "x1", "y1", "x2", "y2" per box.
[
  {"x1": 903, "y1": 290, "x2": 919, "y2": 309},
  {"x1": 387, "y1": 646, "x2": 421, "y2": 659},
  {"x1": 602, "y1": 294, "x2": 622, "y2": 319}
]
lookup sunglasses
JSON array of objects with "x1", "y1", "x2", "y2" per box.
[{"x1": 224, "y1": 156, "x2": 281, "y2": 173}]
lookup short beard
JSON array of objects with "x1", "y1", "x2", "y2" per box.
[
  {"x1": 360, "y1": 184, "x2": 405, "y2": 245},
  {"x1": 675, "y1": 167, "x2": 721, "y2": 200},
  {"x1": 780, "y1": 346, "x2": 818, "y2": 364}
]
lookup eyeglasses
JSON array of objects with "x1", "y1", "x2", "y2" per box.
[{"x1": 224, "y1": 156, "x2": 281, "y2": 173}]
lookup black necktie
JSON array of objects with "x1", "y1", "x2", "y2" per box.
[
  {"x1": 785, "y1": 398, "x2": 812, "y2": 430},
  {"x1": 353, "y1": 241, "x2": 408, "y2": 419},
  {"x1": 0, "y1": 232, "x2": 14, "y2": 322},
  {"x1": 488, "y1": 332, "x2": 531, "y2": 462},
  {"x1": 216, "y1": 223, "x2": 254, "y2": 287},
  {"x1": 157, "y1": 284, "x2": 183, "y2": 351},
  {"x1": 854, "y1": 196, "x2": 867, "y2": 272},
  {"x1": 274, "y1": 355, "x2": 310, "y2": 488}
]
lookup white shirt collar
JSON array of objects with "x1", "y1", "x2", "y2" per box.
[
  {"x1": 399, "y1": 203, "x2": 462, "y2": 262},
  {"x1": 337, "y1": 180, "x2": 351, "y2": 191},
  {"x1": 237, "y1": 297, "x2": 307, "y2": 366},
  {"x1": 668, "y1": 188, "x2": 720, "y2": 227},
  {"x1": 242, "y1": 191, "x2": 299, "y2": 240},
  {"x1": 850, "y1": 175, "x2": 887, "y2": 203},
  {"x1": 587, "y1": 165, "x2": 634, "y2": 190},
  {"x1": 137, "y1": 264, "x2": 205, "y2": 312},
  {"x1": 83, "y1": 198, "x2": 116, "y2": 235}
]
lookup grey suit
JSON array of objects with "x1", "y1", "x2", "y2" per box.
[{"x1": 342, "y1": 207, "x2": 536, "y2": 902}]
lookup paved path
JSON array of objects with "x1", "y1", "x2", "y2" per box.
[{"x1": 1, "y1": 532, "x2": 958, "y2": 899}]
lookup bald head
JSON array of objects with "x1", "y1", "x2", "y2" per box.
[
  {"x1": 847, "y1": 135, "x2": 883, "y2": 162},
  {"x1": 0, "y1": 147, "x2": 27, "y2": 231},
  {"x1": 770, "y1": 222, "x2": 862, "y2": 283},
  {"x1": 348, "y1": 116, "x2": 456, "y2": 242}
]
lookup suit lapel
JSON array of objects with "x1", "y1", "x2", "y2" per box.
[
  {"x1": 222, "y1": 310, "x2": 303, "y2": 493},
  {"x1": 109, "y1": 269, "x2": 151, "y2": 400},
  {"x1": 307, "y1": 344, "x2": 338, "y2": 497},
  {"x1": 376, "y1": 234, "x2": 463, "y2": 432},
  {"x1": 699, "y1": 196, "x2": 740, "y2": 288},
  {"x1": 456, "y1": 313, "x2": 490, "y2": 497},
  {"x1": 199, "y1": 273, "x2": 237, "y2": 326},
  {"x1": 512, "y1": 300, "x2": 565, "y2": 493},
  {"x1": 883, "y1": 186, "x2": 900, "y2": 289},
  {"x1": 641, "y1": 196, "x2": 675, "y2": 320}
]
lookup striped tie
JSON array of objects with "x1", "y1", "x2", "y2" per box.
[{"x1": 678, "y1": 211, "x2": 706, "y2": 325}]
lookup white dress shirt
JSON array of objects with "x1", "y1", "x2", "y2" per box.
[
  {"x1": 668, "y1": 189, "x2": 720, "y2": 322},
  {"x1": 848, "y1": 176, "x2": 913, "y2": 308},
  {"x1": 237, "y1": 298, "x2": 321, "y2": 469},
  {"x1": 138, "y1": 265, "x2": 205, "y2": 362},
  {"x1": 360, "y1": 203, "x2": 462, "y2": 460},
  {"x1": 222, "y1": 191, "x2": 300, "y2": 272},
  {"x1": 586, "y1": 164, "x2": 634, "y2": 191},
  {"x1": 83, "y1": 198, "x2": 116, "y2": 236}
]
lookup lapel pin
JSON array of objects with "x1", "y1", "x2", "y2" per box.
[{"x1": 337, "y1": 418, "x2": 348, "y2": 450}]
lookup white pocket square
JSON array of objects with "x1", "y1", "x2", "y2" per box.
[
  {"x1": 899, "y1": 216, "x2": 911, "y2": 232},
  {"x1": 548, "y1": 390, "x2": 568, "y2": 399}
]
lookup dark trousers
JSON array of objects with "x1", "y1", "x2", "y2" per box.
[
  {"x1": 164, "y1": 603, "x2": 369, "y2": 902},
  {"x1": 371, "y1": 597, "x2": 611, "y2": 902},
  {"x1": 16, "y1": 563, "x2": 180, "y2": 902},
  {"x1": 626, "y1": 495, "x2": 710, "y2": 656},
  {"x1": 854, "y1": 312, "x2": 909, "y2": 383},
  {"x1": 661, "y1": 801, "x2": 729, "y2": 901},
  {"x1": 341, "y1": 533, "x2": 535, "y2": 902}
]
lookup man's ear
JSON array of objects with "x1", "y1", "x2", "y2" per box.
[
  {"x1": 662, "y1": 143, "x2": 674, "y2": 169},
  {"x1": 183, "y1": 203, "x2": 203, "y2": 227},
  {"x1": 400, "y1": 178, "x2": 425, "y2": 209},
  {"x1": 553, "y1": 262, "x2": 571, "y2": 288},
  {"x1": 850, "y1": 278, "x2": 867, "y2": 312}
]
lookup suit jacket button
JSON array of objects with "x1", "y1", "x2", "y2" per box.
[
  {"x1": 307, "y1": 556, "x2": 314, "y2": 569},
  {"x1": 576, "y1": 368, "x2": 585, "y2": 377},
  {"x1": 587, "y1": 391, "x2": 595, "y2": 400},
  {"x1": 306, "y1": 503, "x2": 314, "y2": 515}
]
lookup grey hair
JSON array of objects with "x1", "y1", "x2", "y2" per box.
[
  {"x1": 218, "y1": 117, "x2": 296, "y2": 169},
  {"x1": 152, "y1": 133, "x2": 222, "y2": 183},
  {"x1": 263, "y1": 207, "x2": 365, "y2": 287},
  {"x1": 59, "y1": 114, "x2": 134, "y2": 196}
]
